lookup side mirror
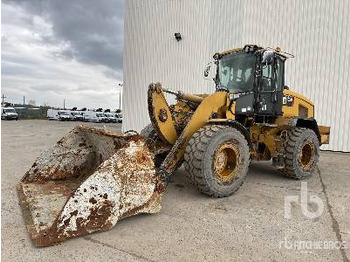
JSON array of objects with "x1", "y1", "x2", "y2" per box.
[
  {"x1": 204, "y1": 62, "x2": 212, "y2": 77},
  {"x1": 262, "y1": 50, "x2": 274, "y2": 65},
  {"x1": 203, "y1": 61, "x2": 217, "y2": 80}
]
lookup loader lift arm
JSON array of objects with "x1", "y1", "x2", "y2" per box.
[{"x1": 147, "y1": 83, "x2": 229, "y2": 176}]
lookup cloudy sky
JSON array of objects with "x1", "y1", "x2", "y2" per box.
[{"x1": 1, "y1": 0, "x2": 124, "y2": 109}]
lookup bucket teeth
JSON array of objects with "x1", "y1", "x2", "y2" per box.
[{"x1": 18, "y1": 126, "x2": 165, "y2": 247}]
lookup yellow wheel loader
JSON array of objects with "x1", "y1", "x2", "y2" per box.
[{"x1": 18, "y1": 45, "x2": 330, "y2": 247}]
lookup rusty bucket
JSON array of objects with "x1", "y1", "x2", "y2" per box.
[{"x1": 18, "y1": 126, "x2": 165, "y2": 247}]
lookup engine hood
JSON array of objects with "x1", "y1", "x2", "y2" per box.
[{"x1": 283, "y1": 89, "x2": 314, "y2": 107}]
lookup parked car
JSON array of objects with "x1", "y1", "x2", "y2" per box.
[
  {"x1": 47, "y1": 109, "x2": 57, "y2": 120},
  {"x1": 84, "y1": 111, "x2": 106, "y2": 123},
  {"x1": 100, "y1": 113, "x2": 109, "y2": 123},
  {"x1": 47, "y1": 109, "x2": 71, "y2": 121},
  {"x1": 80, "y1": 111, "x2": 89, "y2": 122},
  {"x1": 115, "y1": 113, "x2": 123, "y2": 123},
  {"x1": 70, "y1": 111, "x2": 85, "y2": 121},
  {"x1": 104, "y1": 112, "x2": 117, "y2": 123},
  {"x1": 57, "y1": 111, "x2": 71, "y2": 121},
  {"x1": 1, "y1": 107, "x2": 19, "y2": 120}
]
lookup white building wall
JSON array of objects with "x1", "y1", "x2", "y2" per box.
[{"x1": 124, "y1": 0, "x2": 350, "y2": 152}]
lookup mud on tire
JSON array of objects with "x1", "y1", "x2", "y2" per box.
[
  {"x1": 280, "y1": 127, "x2": 319, "y2": 179},
  {"x1": 184, "y1": 125, "x2": 250, "y2": 198}
]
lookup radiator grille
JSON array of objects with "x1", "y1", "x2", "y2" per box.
[{"x1": 299, "y1": 105, "x2": 308, "y2": 118}]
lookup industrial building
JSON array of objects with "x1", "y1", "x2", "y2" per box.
[{"x1": 123, "y1": 0, "x2": 350, "y2": 152}]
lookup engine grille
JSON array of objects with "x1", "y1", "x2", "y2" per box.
[{"x1": 299, "y1": 105, "x2": 308, "y2": 118}]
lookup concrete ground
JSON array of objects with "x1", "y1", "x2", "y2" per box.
[{"x1": 1, "y1": 120, "x2": 349, "y2": 262}]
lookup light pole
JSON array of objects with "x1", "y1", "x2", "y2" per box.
[
  {"x1": 118, "y1": 83, "x2": 123, "y2": 110},
  {"x1": 1, "y1": 94, "x2": 6, "y2": 105}
]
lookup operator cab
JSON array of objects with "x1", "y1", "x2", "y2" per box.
[{"x1": 207, "y1": 45, "x2": 291, "y2": 123}]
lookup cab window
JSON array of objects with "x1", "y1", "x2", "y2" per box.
[
  {"x1": 219, "y1": 52, "x2": 256, "y2": 93},
  {"x1": 261, "y1": 64, "x2": 273, "y2": 91},
  {"x1": 261, "y1": 58, "x2": 284, "y2": 91},
  {"x1": 275, "y1": 58, "x2": 284, "y2": 91}
]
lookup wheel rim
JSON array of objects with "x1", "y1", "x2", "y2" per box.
[
  {"x1": 213, "y1": 143, "x2": 240, "y2": 182},
  {"x1": 299, "y1": 141, "x2": 315, "y2": 170}
]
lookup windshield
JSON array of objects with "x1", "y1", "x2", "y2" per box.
[
  {"x1": 218, "y1": 52, "x2": 256, "y2": 92},
  {"x1": 4, "y1": 108, "x2": 16, "y2": 113},
  {"x1": 96, "y1": 113, "x2": 104, "y2": 117},
  {"x1": 59, "y1": 112, "x2": 69, "y2": 115}
]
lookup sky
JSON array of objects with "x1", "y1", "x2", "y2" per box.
[{"x1": 1, "y1": 0, "x2": 124, "y2": 110}]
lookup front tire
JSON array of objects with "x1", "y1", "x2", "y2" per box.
[
  {"x1": 184, "y1": 125, "x2": 250, "y2": 198},
  {"x1": 280, "y1": 127, "x2": 319, "y2": 179}
]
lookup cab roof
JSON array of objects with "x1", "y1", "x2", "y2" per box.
[{"x1": 214, "y1": 45, "x2": 293, "y2": 60}]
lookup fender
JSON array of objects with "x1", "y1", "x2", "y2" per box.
[
  {"x1": 207, "y1": 119, "x2": 252, "y2": 149},
  {"x1": 292, "y1": 117, "x2": 321, "y2": 143}
]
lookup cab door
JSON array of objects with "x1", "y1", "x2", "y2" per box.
[{"x1": 257, "y1": 57, "x2": 285, "y2": 115}]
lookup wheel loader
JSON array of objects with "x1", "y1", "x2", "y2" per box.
[{"x1": 18, "y1": 45, "x2": 330, "y2": 247}]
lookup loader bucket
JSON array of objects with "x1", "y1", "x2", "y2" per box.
[{"x1": 17, "y1": 126, "x2": 165, "y2": 247}]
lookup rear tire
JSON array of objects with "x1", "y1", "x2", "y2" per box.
[
  {"x1": 184, "y1": 125, "x2": 250, "y2": 198},
  {"x1": 280, "y1": 127, "x2": 319, "y2": 179}
]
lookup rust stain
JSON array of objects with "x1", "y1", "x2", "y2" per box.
[
  {"x1": 89, "y1": 198, "x2": 97, "y2": 204},
  {"x1": 17, "y1": 125, "x2": 165, "y2": 247}
]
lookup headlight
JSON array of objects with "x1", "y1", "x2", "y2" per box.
[
  {"x1": 229, "y1": 93, "x2": 240, "y2": 100},
  {"x1": 283, "y1": 95, "x2": 294, "y2": 106}
]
